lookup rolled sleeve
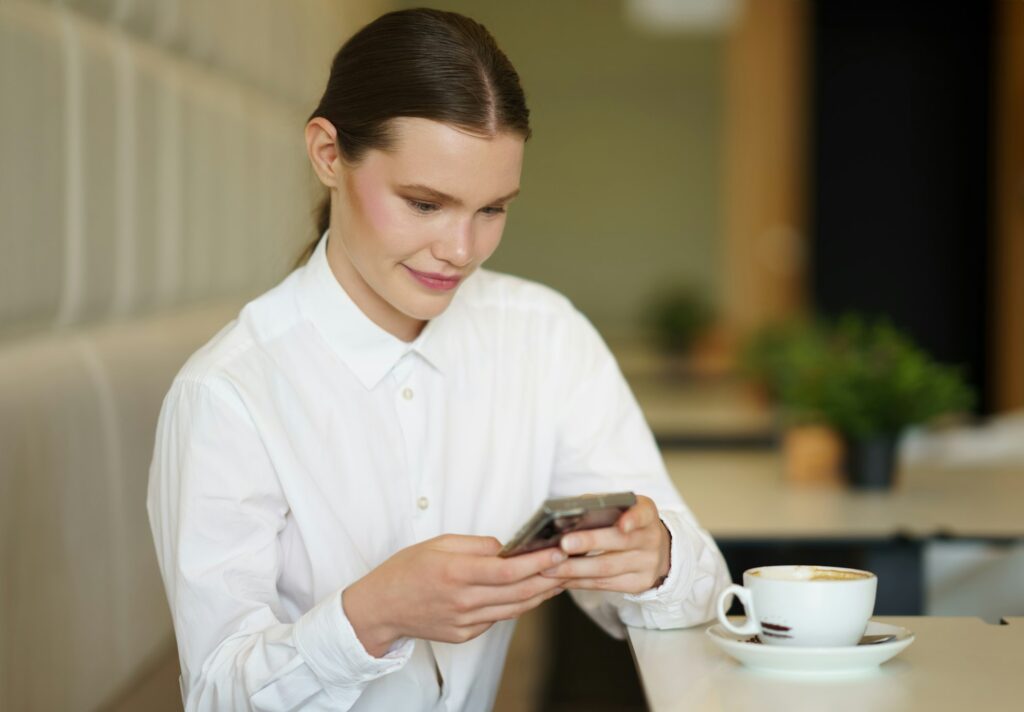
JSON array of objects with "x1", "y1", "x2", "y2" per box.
[{"x1": 294, "y1": 589, "x2": 414, "y2": 688}]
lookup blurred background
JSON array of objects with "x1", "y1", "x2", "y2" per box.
[{"x1": 1, "y1": 0, "x2": 1022, "y2": 710}]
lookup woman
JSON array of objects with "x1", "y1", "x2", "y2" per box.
[{"x1": 148, "y1": 8, "x2": 730, "y2": 711}]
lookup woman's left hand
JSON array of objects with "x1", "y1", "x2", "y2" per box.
[{"x1": 541, "y1": 494, "x2": 670, "y2": 594}]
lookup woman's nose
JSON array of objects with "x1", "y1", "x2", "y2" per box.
[{"x1": 432, "y1": 219, "x2": 474, "y2": 267}]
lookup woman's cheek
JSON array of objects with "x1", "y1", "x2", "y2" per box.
[
  {"x1": 348, "y1": 166, "x2": 402, "y2": 236},
  {"x1": 359, "y1": 189, "x2": 400, "y2": 235},
  {"x1": 364, "y1": 196, "x2": 426, "y2": 258}
]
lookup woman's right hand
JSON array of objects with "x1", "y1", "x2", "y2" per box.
[{"x1": 342, "y1": 534, "x2": 568, "y2": 657}]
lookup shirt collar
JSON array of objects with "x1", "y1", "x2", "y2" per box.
[{"x1": 296, "y1": 230, "x2": 459, "y2": 389}]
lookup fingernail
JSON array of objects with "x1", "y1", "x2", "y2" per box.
[
  {"x1": 551, "y1": 550, "x2": 566, "y2": 564},
  {"x1": 561, "y1": 536, "x2": 577, "y2": 552},
  {"x1": 622, "y1": 521, "x2": 634, "y2": 534}
]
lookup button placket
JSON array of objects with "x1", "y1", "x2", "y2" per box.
[{"x1": 393, "y1": 362, "x2": 432, "y2": 525}]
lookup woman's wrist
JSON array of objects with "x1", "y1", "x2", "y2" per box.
[{"x1": 342, "y1": 575, "x2": 400, "y2": 658}]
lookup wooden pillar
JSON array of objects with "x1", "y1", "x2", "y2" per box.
[
  {"x1": 993, "y1": 0, "x2": 1024, "y2": 412},
  {"x1": 722, "y1": 0, "x2": 809, "y2": 340}
]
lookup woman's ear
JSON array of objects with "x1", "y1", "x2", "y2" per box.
[{"x1": 305, "y1": 117, "x2": 342, "y2": 188}]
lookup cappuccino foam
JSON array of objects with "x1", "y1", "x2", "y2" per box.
[{"x1": 751, "y1": 566, "x2": 871, "y2": 582}]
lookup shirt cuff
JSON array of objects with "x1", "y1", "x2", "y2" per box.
[
  {"x1": 623, "y1": 510, "x2": 696, "y2": 604},
  {"x1": 293, "y1": 588, "x2": 414, "y2": 689}
]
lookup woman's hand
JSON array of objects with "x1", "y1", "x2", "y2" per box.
[
  {"x1": 342, "y1": 534, "x2": 567, "y2": 657},
  {"x1": 541, "y1": 494, "x2": 670, "y2": 595}
]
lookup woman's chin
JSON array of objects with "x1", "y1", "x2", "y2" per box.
[{"x1": 398, "y1": 292, "x2": 457, "y2": 322}]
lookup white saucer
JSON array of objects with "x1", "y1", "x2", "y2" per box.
[{"x1": 706, "y1": 621, "x2": 915, "y2": 675}]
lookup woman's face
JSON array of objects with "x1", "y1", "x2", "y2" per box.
[{"x1": 324, "y1": 117, "x2": 525, "y2": 341}]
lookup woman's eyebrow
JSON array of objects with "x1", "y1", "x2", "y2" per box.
[
  {"x1": 492, "y1": 188, "x2": 521, "y2": 204},
  {"x1": 398, "y1": 184, "x2": 520, "y2": 206}
]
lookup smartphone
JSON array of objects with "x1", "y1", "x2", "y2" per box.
[{"x1": 498, "y1": 491, "x2": 637, "y2": 557}]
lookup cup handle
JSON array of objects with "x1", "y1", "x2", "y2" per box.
[{"x1": 716, "y1": 584, "x2": 761, "y2": 637}]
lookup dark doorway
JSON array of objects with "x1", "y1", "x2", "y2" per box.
[{"x1": 810, "y1": 1, "x2": 994, "y2": 413}]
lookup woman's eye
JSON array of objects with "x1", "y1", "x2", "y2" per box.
[
  {"x1": 407, "y1": 199, "x2": 439, "y2": 214},
  {"x1": 480, "y1": 206, "x2": 506, "y2": 216}
]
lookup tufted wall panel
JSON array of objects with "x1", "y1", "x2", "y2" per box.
[{"x1": 0, "y1": 1, "x2": 387, "y2": 708}]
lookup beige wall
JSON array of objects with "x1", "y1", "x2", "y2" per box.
[{"x1": 396, "y1": 0, "x2": 725, "y2": 336}]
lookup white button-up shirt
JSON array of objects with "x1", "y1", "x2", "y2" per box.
[{"x1": 147, "y1": 232, "x2": 731, "y2": 711}]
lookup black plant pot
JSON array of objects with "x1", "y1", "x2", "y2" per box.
[{"x1": 844, "y1": 435, "x2": 899, "y2": 490}]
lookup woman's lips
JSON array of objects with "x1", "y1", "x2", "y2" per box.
[{"x1": 403, "y1": 265, "x2": 461, "y2": 291}]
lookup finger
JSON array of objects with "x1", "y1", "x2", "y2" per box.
[
  {"x1": 616, "y1": 495, "x2": 658, "y2": 535},
  {"x1": 460, "y1": 584, "x2": 565, "y2": 625},
  {"x1": 467, "y1": 573, "x2": 567, "y2": 608},
  {"x1": 444, "y1": 622, "x2": 493, "y2": 645},
  {"x1": 473, "y1": 547, "x2": 568, "y2": 585},
  {"x1": 562, "y1": 572, "x2": 655, "y2": 595},
  {"x1": 543, "y1": 550, "x2": 644, "y2": 580},
  {"x1": 431, "y1": 534, "x2": 503, "y2": 556},
  {"x1": 559, "y1": 525, "x2": 630, "y2": 556}
]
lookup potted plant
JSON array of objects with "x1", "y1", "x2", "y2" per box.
[
  {"x1": 810, "y1": 317, "x2": 974, "y2": 488},
  {"x1": 740, "y1": 319, "x2": 828, "y2": 402},
  {"x1": 741, "y1": 320, "x2": 844, "y2": 484},
  {"x1": 646, "y1": 287, "x2": 714, "y2": 379}
]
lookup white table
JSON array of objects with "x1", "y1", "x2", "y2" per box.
[
  {"x1": 664, "y1": 451, "x2": 1024, "y2": 540},
  {"x1": 628, "y1": 616, "x2": 1024, "y2": 712},
  {"x1": 663, "y1": 451, "x2": 1024, "y2": 615}
]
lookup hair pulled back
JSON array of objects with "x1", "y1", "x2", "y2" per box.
[{"x1": 298, "y1": 8, "x2": 531, "y2": 264}]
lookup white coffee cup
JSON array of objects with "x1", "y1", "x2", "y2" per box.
[{"x1": 716, "y1": 565, "x2": 877, "y2": 647}]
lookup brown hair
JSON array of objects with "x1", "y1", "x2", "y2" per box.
[{"x1": 297, "y1": 7, "x2": 532, "y2": 265}]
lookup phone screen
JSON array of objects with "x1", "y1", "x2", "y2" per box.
[{"x1": 499, "y1": 492, "x2": 636, "y2": 557}]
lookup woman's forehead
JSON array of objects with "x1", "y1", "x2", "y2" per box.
[{"x1": 367, "y1": 117, "x2": 524, "y2": 198}]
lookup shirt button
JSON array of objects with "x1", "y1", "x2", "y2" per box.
[
  {"x1": 417, "y1": 496, "x2": 429, "y2": 510},
  {"x1": 402, "y1": 388, "x2": 414, "y2": 400}
]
